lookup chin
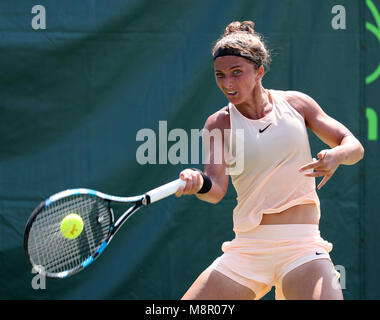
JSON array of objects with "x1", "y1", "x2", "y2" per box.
[
  {"x1": 228, "y1": 97, "x2": 243, "y2": 105},
  {"x1": 226, "y1": 94, "x2": 241, "y2": 104}
]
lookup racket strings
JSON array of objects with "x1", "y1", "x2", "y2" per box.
[
  {"x1": 27, "y1": 195, "x2": 112, "y2": 275},
  {"x1": 30, "y1": 197, "x2": 109, "y2": 273}
]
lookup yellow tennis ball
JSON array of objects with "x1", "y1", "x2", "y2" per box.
[{"x1": 60, "y1": 213, "x2": 84, "y2": 239}]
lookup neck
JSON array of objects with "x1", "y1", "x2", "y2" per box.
[{"x1": 235, "y1": 85, "x2": 272, "y2": 120}]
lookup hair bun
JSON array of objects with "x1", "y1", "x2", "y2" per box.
[{"x1": 224, "y1": 21, "x2": 255, "y2": 36}]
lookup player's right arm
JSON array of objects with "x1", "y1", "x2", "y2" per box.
[{"x1": 176, "y1": 108, "x2": 230, "y2": 204}]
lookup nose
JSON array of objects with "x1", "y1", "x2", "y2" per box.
[{"x1": 220, "y1": 76, "x2": 234, "y2": 90}]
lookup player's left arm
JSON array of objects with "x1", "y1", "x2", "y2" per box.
[{"x1": 285, "y1": 91, "x2": 364, "y2": 189}]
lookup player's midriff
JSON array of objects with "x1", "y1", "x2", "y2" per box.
[{"x1": 260, "y1": 203, "x2": 319, "y2": 225}]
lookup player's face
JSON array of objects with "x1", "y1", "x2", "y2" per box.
[{"x1": 214, "y1": 56, "x2": 260, "y2": 105}]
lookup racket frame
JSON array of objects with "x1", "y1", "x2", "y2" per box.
[{"x1": 24, "y1": 179, "x2": 185, "y2": 279}]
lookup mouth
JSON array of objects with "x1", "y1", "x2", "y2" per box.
[{"x1": 225, "y1": 90, "x2": 238, "y2": 97}]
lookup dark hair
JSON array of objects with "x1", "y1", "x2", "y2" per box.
[{"x1": 212, "y1": 21, "x2": 271, "y2": 71}]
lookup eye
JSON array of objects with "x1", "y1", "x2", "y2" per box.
[
  {"x1": 215, "y1": 72, "x2": 224, "y2": 78},
  {"x1": 232, "y1": 69, "x2": 242, "y2": 76}
]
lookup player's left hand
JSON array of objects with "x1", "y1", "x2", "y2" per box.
[{"x1": 298, "y1": 149, "x2": 341, "y2": 190}]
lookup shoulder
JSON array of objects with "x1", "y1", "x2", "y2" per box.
[
  {"x1": 273, "y1": 90, "x2": 323, "y2": 124},
  {"x1": 204, "y1": 105, "x2": 231, "y2": 132}
]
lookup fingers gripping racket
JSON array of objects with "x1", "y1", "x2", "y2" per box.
[{"x1": 24, "y1": 178, "x2": 186, "y2": 279}]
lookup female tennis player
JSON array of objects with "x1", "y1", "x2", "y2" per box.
[{"x1": 175, "y1": 21, "x2": 364, "y2": 300}]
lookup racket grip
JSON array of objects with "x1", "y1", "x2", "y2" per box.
[{"x1": 145, "y1": 179, "x2": 186, "y2": 204}]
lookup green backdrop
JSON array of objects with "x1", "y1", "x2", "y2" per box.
[{"x1": 1, "y1": 0, "x2": 378, "y2": 300}]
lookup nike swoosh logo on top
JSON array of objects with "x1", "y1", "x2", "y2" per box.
[
  {"x1": 259, "y1": 123, "x2": 272, "y2": 133},
  {"x1": 315, "y1": 252, "x2": 324, "y2": 255}
]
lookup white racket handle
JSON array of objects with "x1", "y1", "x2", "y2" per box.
[{"x1": 145, "y1": 178, "x2": 186, "y2": 204}]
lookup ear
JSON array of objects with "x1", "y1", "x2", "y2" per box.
[{"x1": 256, "y1": 65, "x2": 265, "y2": 81}]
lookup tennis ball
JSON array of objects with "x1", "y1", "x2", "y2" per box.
[{"x1": 60, "y1": 213, "x2": 84, "y2": 239}]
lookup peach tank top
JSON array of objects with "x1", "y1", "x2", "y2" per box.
[{"x1": 226, "y1": 89, "x2": 320, "y2": 233}]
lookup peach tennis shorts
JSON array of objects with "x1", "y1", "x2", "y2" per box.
[{"x1": 208, "y1": 224, "x2": 335, "y2": 300}]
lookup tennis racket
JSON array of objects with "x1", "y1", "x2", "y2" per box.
[{"x1": 24, "y1": 178, "x2": 186, "y2": 279}]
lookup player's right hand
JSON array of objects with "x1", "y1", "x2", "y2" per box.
[{"x1": 175, "y1": 169, "x2": 204, "y2": 197}]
